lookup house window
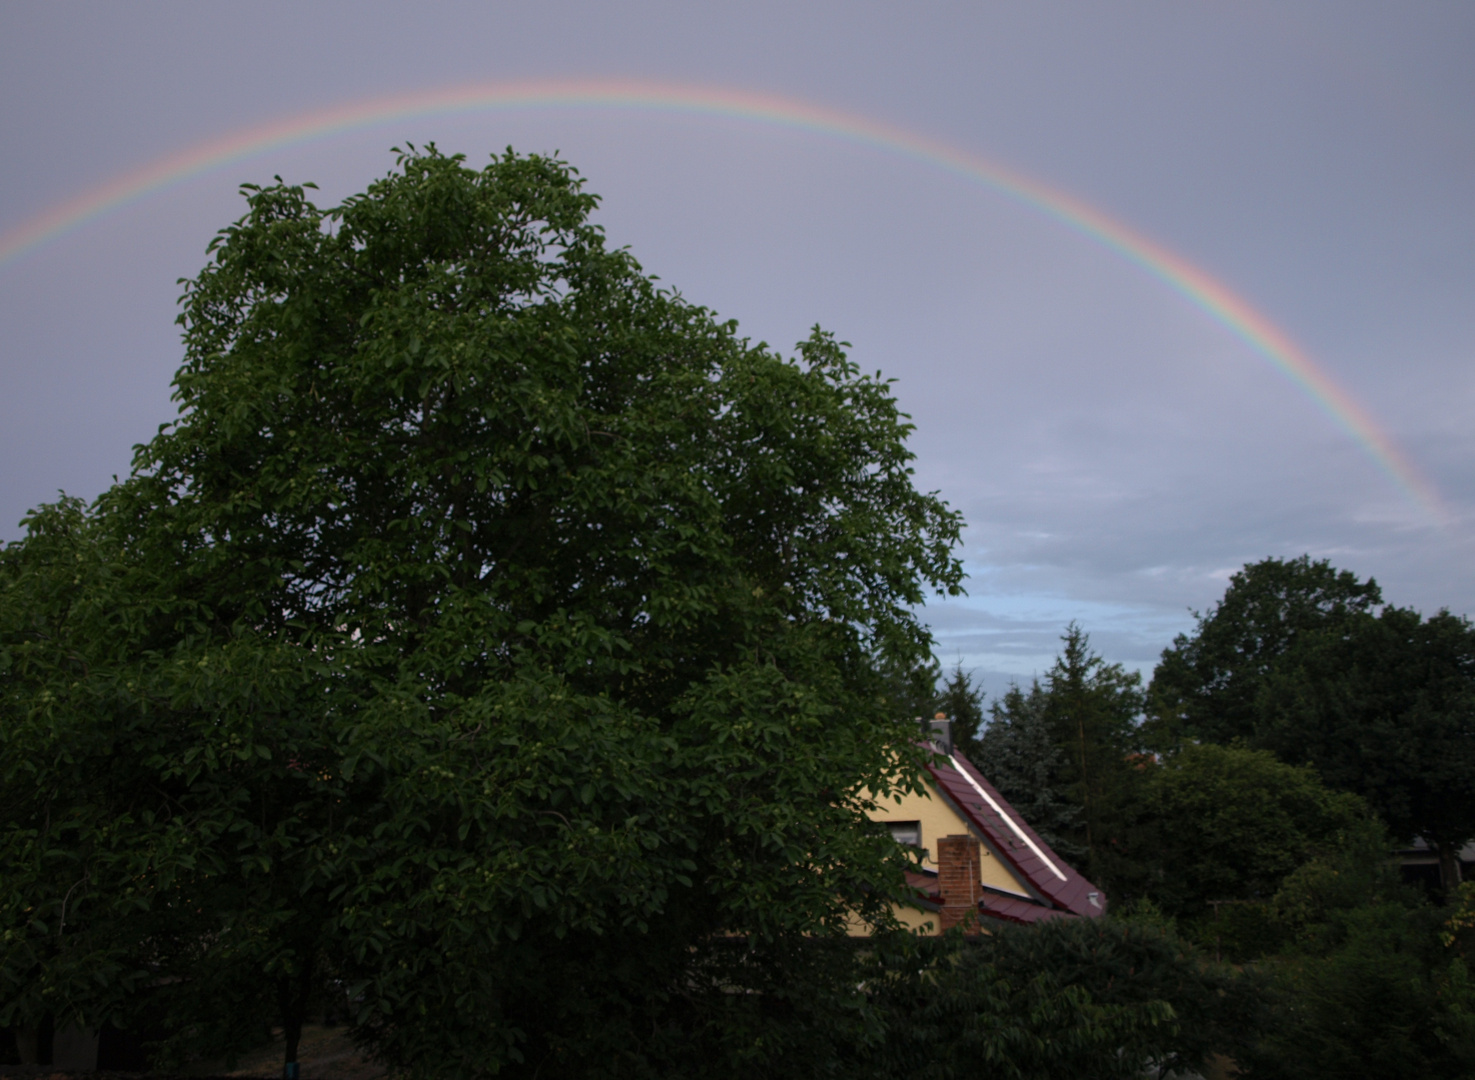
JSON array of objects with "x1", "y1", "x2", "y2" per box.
[{"x1": 886, "y1": 821, "x2": 922, "y2": 848}]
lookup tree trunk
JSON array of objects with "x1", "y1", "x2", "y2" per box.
[
  {"x1": 278, "y1": 953, "x2": 315, "y2": 1070},
  {"x1": 283, "y1": 1011, "x2": 303, "y2": 1072},
  {"x1": 1077, "y1": 713, "x2": 1093, "y2": 865},
  {"x1": 1435, "y1": 840, "x2": 1465, "y2": 896}
]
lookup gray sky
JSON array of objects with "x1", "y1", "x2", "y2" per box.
[{"x1": 2, "y1": 1, "x2": 1473, "y2": 693}]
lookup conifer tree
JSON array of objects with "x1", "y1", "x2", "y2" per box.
[
  {"x1": 935, "y1": 661, "x2": 984, "y2": 756},
  {"x1": 975, "y1": 679, "x2": 1084, "y2": 862}
]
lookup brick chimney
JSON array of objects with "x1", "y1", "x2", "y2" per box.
[{"x1": 936, "y1": 833, "x2": 982, "y2": 933}]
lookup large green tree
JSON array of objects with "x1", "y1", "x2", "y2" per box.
[
  {"x1": 1255, "y1": 605, "x2": 1475, "y2": 889},
  {"x1": 1148, "y1": 556, "x2": 1475, "y2": 890},
  {"x1": 935, "y1": 661, "x2": 985, "y2": 756},
  {"x1": 1100, "y1": 743, "x2": 1366, "y2": 920},
  {"x1": 973, "y1": 679, "x2": 1083, "y2": 863},
  {"x1": 1042, "y1": 624, "x2": 1145, "y2": 871},
  {"x1": 0, "y1": 147, "x2": 963, "y2": 1078},
  {"x1": 1146, "y1": 556, "x2": 1382, "y2": 747},
  {"x1": 968, "y1": 625, "x2": 1142, "y2": 876}
]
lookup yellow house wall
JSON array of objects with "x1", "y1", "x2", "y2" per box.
[{"x1": 871, "y1": 781, "x2": 1033, "y2": 898}]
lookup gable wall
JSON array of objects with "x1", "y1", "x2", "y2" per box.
[{"x1": 871, "y1": 781, "x2": 1032, "y2": 898}]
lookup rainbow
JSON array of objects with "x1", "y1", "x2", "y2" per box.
[{"x1": 0, "y1": 78, "x2": 1444, "y2": 521}]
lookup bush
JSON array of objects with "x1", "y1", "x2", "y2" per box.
[
  {"x1": 862, "y1": 917, "x2": 1264, "y2": 1079},
  {"x1": 1244, "y1": 902, "x2": 1473, "y2": 1079}
]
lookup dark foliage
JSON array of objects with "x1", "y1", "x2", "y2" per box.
[
  {"x1": 974, "y1": 679, "x2": 1084, "y2": 863},
  {"x1": 0, "y1": 147, "x2": 964, "y2": 1078},
  {"x1": 1149, "y1": 555, "x2": 1475, "y2": 890},
  {"x1": 935, "y1": 661, "x2": 985, "y2": 756},
  {"x1": 1099, "y1": 743, "x2": 1366, "y2": 921},
  {"x1": 862, "y1": 918, "x2": 1263, "y2": 1079},
  {"x1": 1255, "y1": 605, "x2": 1475, "y2": 873},
  {"x1": 1147, "y1": 555, "x2": 1382, "y2": 749}
]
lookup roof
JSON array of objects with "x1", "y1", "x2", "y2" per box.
[
  {"x1": 905, "y1": 869, "x2": 1074, "y2": 926},
  {"x1": 924, "y1": 748, "x2": 1106, "y2": 923}
]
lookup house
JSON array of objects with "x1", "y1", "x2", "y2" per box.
[
  {"x1": 1396, "y1": 836, "x2": 1475, "y2": 893},
  {"x1": 867, "y1": 717, "x2": 1105, "y2": 933}
]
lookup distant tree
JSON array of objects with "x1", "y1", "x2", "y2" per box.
[
  {"x1": 974, "y1": 679, "x2": 1084, "y2": 863},
  {"x1": 1256, "y1": 605, "x2": 1475, "y2": 891},
  {"x1": 968, "y1": 625, "x2": 1142, "y2": 875},
  {"x1": 1147, "y1": 555, "x2": 1382, "y2": 748},
  {"x1": 0, "y1": 147, "x2": 964, "y2": 1079},
  {"x1": 877, "y1": 650, "x2": 941, "y2": 729},
  {"x1": 1101, "y1": 743, "x2": 1366, "y2": 920},
  {"x1": 1043, "y1": 624, "x2": 1145, "y2": 873},
  {"x1": 935, "y1": 661, "x2": 985, "y2": 756},
  {"x1": 1148, "y1": 556, "x2": 1475, "y2": 892}
]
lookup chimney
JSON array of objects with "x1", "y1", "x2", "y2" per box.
[
  {"x1": 928, "y1": 712, "x2": 953, "y2": 756},
  {"x1": 936, "y1": 833, "x2": 982, "y2": 933}
]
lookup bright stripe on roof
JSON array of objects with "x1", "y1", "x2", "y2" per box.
[{"x1": 949, "y1": 754, "x2": 1068, "y2": 882}]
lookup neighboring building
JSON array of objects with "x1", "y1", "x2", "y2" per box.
[
  {"x1": 1396, "y1": 836, "x2": 1475, "y2": 892},
  {"x1": 867, "y1": 718, "x2": 1105, "y2": 933}
]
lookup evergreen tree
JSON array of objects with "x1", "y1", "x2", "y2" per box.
[
  {"x1": 935, "y1": 661, "x2": 984, "y2": 757},
  {"x1": 974, "y1": 679, "x2": 1084, "y2": 863},
  {"x1": 1043, "y1": 623, "x2": 1145, "y2": 873},
  {"x1": 877, "y1": 651, "x2": 941, "y2": 729}
]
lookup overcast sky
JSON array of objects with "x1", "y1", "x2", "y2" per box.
[{"x1": 2, "y1": 2, "x2": 1473, "y2": 694}]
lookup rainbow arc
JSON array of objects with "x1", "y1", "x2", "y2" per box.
[{"x1": 0, "y1": 78, "x2": 1443, "y2": 521}]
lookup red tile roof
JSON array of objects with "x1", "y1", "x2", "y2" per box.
[{"x1": 924, "y1": 749, "x2": 1106, "y2": 923}]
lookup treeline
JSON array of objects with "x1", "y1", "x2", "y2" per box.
[{"x1": 915, "y1": 556, "x2": 1475, "y2": 1076}]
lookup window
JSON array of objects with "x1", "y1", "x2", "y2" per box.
[{"x1": 886, "y1": 821, "x2": 922, "y2": 848}]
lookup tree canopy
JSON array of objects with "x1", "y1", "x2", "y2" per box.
[
  {"x1": 1147, "y1": 555, "x2": 1382, "y2": 747},
  {"x1": 1101, "y1": 743, "x2": 1366, "y2": 919},
  {"x1": 974, "y1": 678, "x2": 1084, "y2": 864},
  {"x1": 0, "y1": 147, "x2": 964, "y2": 1078},
  {"x1": 1256, "y1": 605, "x2": 1475, "y2": 877},
  {"x1": 974, "y1": 624, "x2": 1142, "y2": 876},
  {"x1": 1147, "y1": 555, "x2": 1475, "y2": 887}
]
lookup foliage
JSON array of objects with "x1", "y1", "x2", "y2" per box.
[
  {"x1": 0, "y1": 497, "x2": 343, "y2": 1068},
  {"x1": 968, "y1": 625, "x2": 1144, "y2": 875},
  {"x1": 874, "y1": 650, "x2": 941, "y2": 730},
  {"x1": 1099, "y1": 743, "x2": 1365, "y2": 921},
  {"x1": 973, "y1": 678, "x2": 1084, "y2": 863},
  {"x1": 1149, "y1": 555, "x2": 1475, "y2": 889},
  {"x1": 1243, "y1": 901, "x2": 1475, "y2": 1080},
  {"x1": 977, "y1": 916, "x2": 1266, "y2": 1074},
  {"x1": 1147, "y1": 555, "x2": 1382, "y2": 748},
  {"x1": 1442, "y1": 881, "x2": 1475, "y2": 956},
  {"x1": 1254, "y1": 605, "x2": 1475, "y2": 872},
  {"x1": 0, "y1": 147, "x2": 964, "y2": 1077},
  {"x1": 1108, "y1": 896, "x2": 1179, "y2": 936},
  {"x1": 1209, "y1": 814, "x2": 1475, "y2": 1076},
  {"x1": 1135, "y1": 554, "x2": 1475, "y2": 1072},
  {"x1": 1267, "y1": 815, "x2": 1406, "y2": 946},
  {"x1": 863, "y1": 919, "x2": 1263, "y2": 1079},
  {"x1": 935, "y1": 660, "x2": 985, "y2": 757},
  {"x1": 1039, "y1": 624, "x2": 1144, "y2": 873}
]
